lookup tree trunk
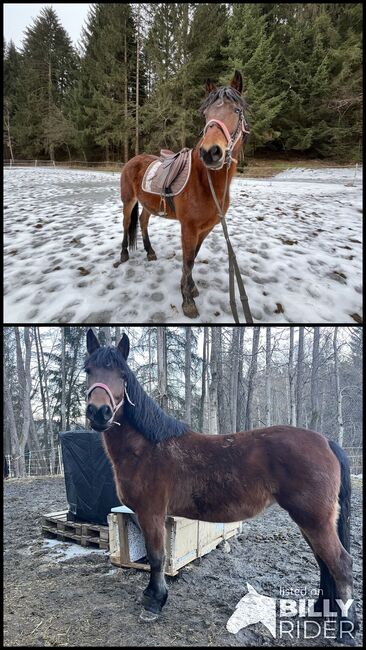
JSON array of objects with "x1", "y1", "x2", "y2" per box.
[
  {"x1": 60, "y1": 328, "x2": 67, "y2": 431},
  {"x1": 265, "y1": 327, "x2": 271, "y2": 427},
  {"x1": 245, "y1": 328, "x2": 260, "y2": 430},
  {"x1": 135, "y1": 4, "x2": 140, "y2": 156},
  {"x1": 14, "y1": 327, "x2": 33, "y2": 476},
  {"x1": 124, "y1": 24, "x2": 129, "y2": 162},
  {"x1": 333, "y1": 327, "x2": 344, "y2": 445},
  {"x1": 157, "y1": 327, "x2": 168, "y2": 411},
  {"x1": 115, "y1": 327, "x2": 121, "y2": 345},
  {"x1": 201, "y1": 327, "x2": 210, "y2": 433},
  {"x1": 185, "y1": 328, "x2": 192, "y2": 426},
  {"x1": 236, "y1": 328, "x2": 245, "y2": 432},
  {"x1": 288, "y1": 327, "x2": 296, "y2": 426},
  {"x1": 310, "y1": 327, "x2": 320, "y2": 430},
  {"x1": 216, "y1": 327, "x2": 225, "y2": 434},
  {"x1": 229, "y1": 328, "x2": 240, "y2": 432},
  {"x1": 296, "y1": 327, "x2": 305, "y2": 427},
  {"x1": 3, "y1": 362, "x2": 21, "y2": 477},
  {"x1": 209, "y1": 327, "x2": 220, "y2": 434}
]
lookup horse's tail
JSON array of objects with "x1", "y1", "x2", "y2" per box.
[
  {"x1": 329, "y1": 439, "x2": 351, "y2": 552},
  {"x1": 128, "y1": 202, "x2": 139, "y2": 250}
]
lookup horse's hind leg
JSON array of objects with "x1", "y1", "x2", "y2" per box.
[
  {"x1": 296, "y1": 511, "x2": 357, "y2": 642},
  {"x1": 118, "y1": 200, "x2": 138, "y2": 263},
  {"x1": 140, "y1": 208, "x2": 157, "y2": 261},
  {"x1": 301, "y1": 531, "x2": 337, "y2": 612}
]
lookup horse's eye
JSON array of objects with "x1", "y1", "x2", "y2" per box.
[
  {"x1": 85, "y1": 368, "x2": 90, "y2": 375},
  {"x1": 234, "y1": 107, "x2": 240, "y2": 114}
]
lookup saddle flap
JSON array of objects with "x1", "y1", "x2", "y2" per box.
[{"x1": 142, "y1": 148, "x2": 192, "y2": 198}]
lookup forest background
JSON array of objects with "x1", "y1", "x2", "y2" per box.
[
  {"x1": 3, "y1": 326, "x2": 362, "y2": 477},
  {"x1": 3, "y1": 3, "x2": 363, "y2": 166}
]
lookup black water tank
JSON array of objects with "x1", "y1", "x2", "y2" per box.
[{"x1": 59, "y1": 430, "x2": 120, "y2": 525}]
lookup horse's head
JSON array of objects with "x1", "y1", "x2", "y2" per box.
[
  {"x1": 199, "y1": 70, "x2": 249, "y2": 170},
  {"x1": 85, "y1": 328, "x2": 131, "y2": 432}
]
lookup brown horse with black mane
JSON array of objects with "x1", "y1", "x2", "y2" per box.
[
  {"x1": 85, "y1": 329, "x2": 357, "y2": 641},
  {"x1": 117, "y1": 71, "x2": 249, "y2": 319}
]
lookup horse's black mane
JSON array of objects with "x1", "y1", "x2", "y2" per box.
[
  {"x1": 199, "y1": 86, "x2": 247, "y2": 113},
  {"x1": 86, "y1": 346, "x2": 189, "y2": 442}
]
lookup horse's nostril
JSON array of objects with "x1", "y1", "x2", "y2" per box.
[
  {"x1": 100, "y1": 405, "x2": 113, "y2": 422},
  {"x1": 86, "y1": 403, "x2": 97, "y2": 420},
  {"x1": 210, "y1": 145, "x2": 222, "y2": 161}
]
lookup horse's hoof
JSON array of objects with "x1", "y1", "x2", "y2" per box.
[
  {"x1": 120, "y1": 251, "x2": 129, "y2": 263},
  {"x1": 113, "y1": 260, "x2": 121, "y2": 268},
  {"x1": 191, "y1": 286, "x2": 199, "y2": 298},
  {"x1": 147, "y1": 252, "x2": 157, "y2": 261},
  {"x1": 139, "y1": 609, "x2": 159, "y2": 622},
  {"x1": 182, "y1": 302, "x2": 199, "y2": 319}
]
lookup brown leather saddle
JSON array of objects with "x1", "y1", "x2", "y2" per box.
[{"x1": 142, "y1": 147, "x2": 192, "y2": 214}]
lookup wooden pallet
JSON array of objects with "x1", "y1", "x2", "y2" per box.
[{"x1": 42, "y1": 510, "x2": 109, "y2": 550}]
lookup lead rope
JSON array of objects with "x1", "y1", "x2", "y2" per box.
[{"x1": 206, "y1": 167, "x2": 253, "y2": 324}]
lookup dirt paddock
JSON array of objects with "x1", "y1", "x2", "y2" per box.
[{"x1": 4, "y1": 476, "x2": 363, "y2": 647}]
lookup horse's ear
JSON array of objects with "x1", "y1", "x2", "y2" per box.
[
  {"x1": 87, "y1": 328, "x2": 100, "y2": 354},
  {"x1": 117, "y1": 333, "x2": 130, "y2": 360},
  {"x1": 230, "y1": 70, "x2": 243, "y2": 95},
  {"x1": 204, "y1": 79, "x2": 216, "y2": 95}
]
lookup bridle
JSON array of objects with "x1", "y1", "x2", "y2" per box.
[
  {"x1": 202, "y1": 107, "x2": 250, "y2": 169},
  {"x1": 87, "y1": 381, "x2": 135, "y2": 427},
  {"x1": 202, "y1": 103, "x2": 253, "y2": 324}
]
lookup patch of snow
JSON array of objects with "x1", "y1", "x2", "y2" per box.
[
  {"x1": 42, "y1": 537, "x2": 107, "y2": 562},
  {"x1": 4, "y1": 166, "x2": 362, "y2": 323}
]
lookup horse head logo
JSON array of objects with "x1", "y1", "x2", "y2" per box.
[{"x1": 226, "y1": 583, "x2": 276, "y2": 638}]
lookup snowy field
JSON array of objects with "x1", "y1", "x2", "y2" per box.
[{"x1": 4, "y1": 165, "x2": 362, "y2": 324}]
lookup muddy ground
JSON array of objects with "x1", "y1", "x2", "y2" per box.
[{"x1": 4, "y1": 476, "x2": 363, "y2": 647}]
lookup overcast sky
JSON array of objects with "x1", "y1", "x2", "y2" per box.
[{"x1": 3, "y1": 3, "x2": 91, "y2": 49}]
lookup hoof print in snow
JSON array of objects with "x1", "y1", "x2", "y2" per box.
[
  {"x1": 35, "y1": 223, "x2": 43, "y2": 229},
  {"x1": 280, "y1": 238, "x2": 298, "y2": 245},
  {"x1": 328, "y1": 271, "x2": 347, "y2": 284},
  {"x1": 78, "y1": 267, "x2": 90, "y2": 276},
  {"x1": 274, "y1": 303, "x2": 284, "y2": 314},
  {"x1": 350, "y1": 313, "x2": 362, "y2": 324}
]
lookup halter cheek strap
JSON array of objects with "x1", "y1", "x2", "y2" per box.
[{"x1": 87, "y1": 382, "x2": 135, "y2": 427}]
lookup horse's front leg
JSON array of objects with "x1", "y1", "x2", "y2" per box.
[
  {"x1": 137, "y1": 512, "x2": 168, "y2": 620},
  {"x1": 181, "y1": 225, "x2": 199, "y2": 318}
]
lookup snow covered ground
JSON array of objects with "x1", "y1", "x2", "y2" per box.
[{"x1": 4, "y1": 165, "x2": 362, "y2": 324}]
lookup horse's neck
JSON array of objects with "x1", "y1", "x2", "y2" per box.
[{"x1": 102, "y1": 420, "x2": 148, "y2": 465}]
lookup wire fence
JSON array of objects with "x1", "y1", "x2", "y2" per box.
[
  {"x1": 3, "y1": 159, "x2": 123, "y2": 170},
  {"x1": 3, "y1": 444, "x2": 362, "y2": 479},
  {"x1": 4, "y1": 444, "x2": 64, "y2": 479},
  {"x1": 344, "y1": 446, "x2": 363, "y2": 475}
]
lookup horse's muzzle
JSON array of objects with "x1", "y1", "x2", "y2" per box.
[
  {"x1": 86, "y1": 403, "x2": 113, "y2": 431},
  {"x1": 199, "y1": 145, "x2": 224, "y2": 169}
]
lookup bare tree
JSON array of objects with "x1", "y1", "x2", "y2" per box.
[
  {"x1": 209, "y1": 327, "x2": 220, "y2": 434},
  {"x1": 236, "y1": 328, "x2": 244, "y2": 431},
  {"x1": 245, "y1": 328, "x2": 260, "y2": 430},
  {"x1": 157, "y1": 327, "x2": 168, "y2": 410},
  {"x1": 229, "y1": 328, "x2": 240, "y2": 432},
  {"x1": 265, "y1": 327, "x2": 272, "y2": 427},
  {"x1": 185, "y1": 328, "x2": 192, "y2": 426},
  {"x1": 333, "y1": 327, "x2": 344, "y2": 445},
  {"x1": 60, "y1": 327, "x2": 66, "y2": 431},
  {"x1": 296, "y1": 327, "x2": 305, "y2": 427},
  {"x1": 14, "y1": 327, "x2": 33, "y2": 476},
  {"x1": 310, "y1": 327, "x2": 320, "y2": 430},
  {"x1": 201, "y1": 327, "x2": 210, "y2": 432},
  {"x1": 288, "y1": 328, "x2": 296, "y2": 425}
]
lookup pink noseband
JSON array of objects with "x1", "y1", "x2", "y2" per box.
[{"x1": 87, "y1": 382, "x2": 135, "y2": 426}]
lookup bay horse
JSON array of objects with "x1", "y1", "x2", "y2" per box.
[
  {"x1": 85, "y1": 329, "x2": 357, "y2": 641},
  {"x1": 118, "y1": 71, "x2": 249, "y2": 319}
]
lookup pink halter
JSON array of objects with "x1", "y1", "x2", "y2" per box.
[
  {"x1": 87, "y1": 382, "x2": 134, "y2": 426},
  {"x1": 203, "y1": 116, "x2": 250, "y2": 168}
]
